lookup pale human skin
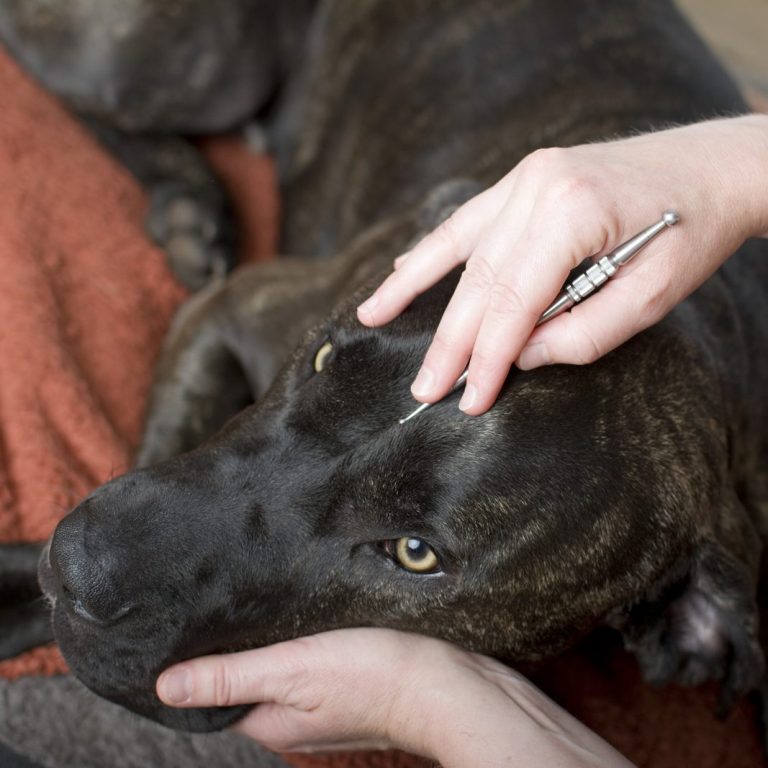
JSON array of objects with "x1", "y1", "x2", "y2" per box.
[
  {"x1": 157, "y1": 116, "x2": 768, "y2": 765},
  {"x1": 157, "y1": 629, "x2": 635, "y2": 767},
  {"x1": 357, "y1": 115, "x2": 768, "y2": 415}
]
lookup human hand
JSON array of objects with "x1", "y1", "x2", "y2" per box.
[
  {"x1": 156, "y1": 628, "x2": 634, "y2": 767},
  {"x1": 357, "y1": 115, "x2": 768, "y2": 414}
]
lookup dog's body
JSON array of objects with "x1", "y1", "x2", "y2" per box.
[
  {"x1": 1, "y1": 0, "x2": 767, "y2": 740},
  {"x1": 0, "y1": 0, "x2": 315, "y2": 134},
  {"x1": 0, "y1": 0, "x2": 318, "y2": 290}
]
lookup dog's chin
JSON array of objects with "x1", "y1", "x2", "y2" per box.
[
  {"x1": 159, "y1": 703, "x2": 253, "y2": 732},
  {"x1": 59, "y1": 629, "x2": 253, "y2": 731},
  {"x1": 55, "y1": 618, "x2": 253, "y2": 732},
  {"x1": 109, "y1": 691, "x2": 253, "y2": 733},
  {"x1": 39, "y1": 570, "x2": 251, "y2": 731}
]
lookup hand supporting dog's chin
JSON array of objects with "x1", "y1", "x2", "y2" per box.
[
  {"x1": 154, "y1": 629, "x2": 637, "y2": 766},
  {"x1": 40, "y1": 545, "x2": 251, "y2": 733},
  {"x1": 61, "y1": 659, "x2": 253, "y2": 732},
  {"x1": 55, "y1": 611, "x2": 253, "y2": 732}
]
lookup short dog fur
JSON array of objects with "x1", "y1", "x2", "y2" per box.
[{"x1": 2, "y1": 0, "x2": 767, "y2": 736}]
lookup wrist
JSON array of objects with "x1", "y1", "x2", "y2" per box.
[
  {"x1": 420, "y1": 672, "x2": 518, "y2": 767},
  {"x1": 626, "y1": 116, "x2": 768, "y2": 248},
  {"x1": 421, "y1": 656, "x2": 636, "y2": 768},
  {"x1": 737, "y1": 114, "x2": 768, "y2": 237},
  {"x1": 694, "y1": 115, "x2": 768, "y2": 242},
  {"x1": 415, "y1": 655, "x2": 540, "y2": 767}
]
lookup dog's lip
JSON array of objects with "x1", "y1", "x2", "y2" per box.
[{"x1": 37, "y1": 540, "x2": 56, "y2": 604}]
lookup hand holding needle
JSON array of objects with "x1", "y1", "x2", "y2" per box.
[{"x1": 399, "y1": 210, "x2": 680, "y2": 424}]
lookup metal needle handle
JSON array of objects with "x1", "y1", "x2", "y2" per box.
[
  {"x1": 537, "y1": 209, "x2": 679, "y2": 324},
  {"x1": 399, "y1": 209, "x2": 680, "y2": 424}
]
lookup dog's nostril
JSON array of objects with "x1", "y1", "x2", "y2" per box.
[
  {"x1": 50, "y1": 508, "x2": 133, "y2": 625},
  {"x1": 60, "y1": 584, "x2": 101, "y2": 624}
]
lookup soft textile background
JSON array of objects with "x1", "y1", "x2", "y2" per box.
[{"x1": 0, "y1": 48, "x2": 763, "y2": 768}]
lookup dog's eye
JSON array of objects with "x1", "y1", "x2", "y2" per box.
[
  {"x1": 313, "y1": 340, "x2": 334, "y2": 372},
  {"x1": 390, "y1": 537, "x2": 441, "y2": 574}
]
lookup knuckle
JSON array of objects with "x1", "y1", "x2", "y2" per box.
[
  {"x1": 517, "y1": 148, "x2": 619, "y2": 256},
  {"x1": 572, "y1": 341, "x2": 601, "y2": 366},
  {"x1": 469, "y1": 348, "x2": 504, "y2": 378},
  {"x1": 520, "y1": 146, "x2": 570, "y2": 179},
  {"x1": 486, "y1": 279, "x2": 529, "y2": 320},
  {"x1": 429, "y1": 329, "x2": 462, "y2": 357},
  {"x1": 544, "y1": 173, "x2": 602, "y2": 211},
  {"x1": 459, "y1": 255, "x2": 496, "y2": 297},
  {"x1": 212, "y1": 667, "x2": 234, "y2": 707},
  {"x1": 567, "y1": 325, "x2": 603, "y2": 365},
  {"x1": 431, "y1": 212, "x2": 464, "y2": 253},
  {"x1": 639, "y1": 279, "x2": 672, "y2": 326},
  {"x1": 640, "y1": 291, "x2": 663, "y2": 325},
  {"x1": 275, "y1": 641, "x2": 314, "y2": 693}
]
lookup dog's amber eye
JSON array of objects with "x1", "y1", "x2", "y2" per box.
[
  {"x1": 394, "y1": 537, "x2": 440, "y2": 574},
  {"x1": 313, "y1": 340, "x2": 334, "y2": 372}
]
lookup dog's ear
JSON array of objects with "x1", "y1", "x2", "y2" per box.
[
  {"x1": 137, "y1": 260, "x2": 338, "y2": 467},
  {"x1": 609, "y1": 493, "x2": 764, "y2": 715}
]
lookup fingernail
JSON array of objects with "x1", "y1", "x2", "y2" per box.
[
  {"x1": 518, "y1": 343, "x2": 551, "y2": 369},
  {"x1": 357, "y1": 294, "x2": 379, "y2": 316},
  {"x1": 158, "y1": 667, "x2": 191, "y2": 705},
  {"x1": 393, "y1": 253, "x2": 408, "y2": 269},
  {"x1": 459, "y1": 384, "x2": 478, "y2": 412},
  {"x1": 411, "y1": 367, "x2": 435, "y2": 398}
]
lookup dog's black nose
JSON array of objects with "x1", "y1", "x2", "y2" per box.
[{"x1": 49, "y1": 508, "x2": 132, "y2": 625}]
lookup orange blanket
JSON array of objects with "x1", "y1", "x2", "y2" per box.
[{"x1": 0, "y1": 49, "x2": 763, "y2": 768}]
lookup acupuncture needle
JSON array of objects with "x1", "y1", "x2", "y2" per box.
[{"x1": 399, "y1": 210, "x2": 680, "y2": 424}]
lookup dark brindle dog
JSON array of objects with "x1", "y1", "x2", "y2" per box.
[{"x1": 2, "y1": 0, "x2": 768, "y2": 737}]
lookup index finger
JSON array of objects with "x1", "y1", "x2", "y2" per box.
[
  {"x1": 357, "y1": 183, "x2": 509, "y2": 327},
  {"x1": 458, "y1": 206, "x2": 617, "y2": 413}
]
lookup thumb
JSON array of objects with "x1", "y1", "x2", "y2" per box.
[
  {"x1": 517, "y1": 270, "x2": 672, "y2": 367},
  {"x1": 156, "y1": 645, "x2": 303, "y2": 708}
]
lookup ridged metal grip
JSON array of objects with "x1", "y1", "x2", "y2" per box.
[
  {"x1": 537, "y1": 209, "x2": 680, "y2": 325},
  {"x1": 399, "y1": 209, "x2": 680, "y2": 423}
]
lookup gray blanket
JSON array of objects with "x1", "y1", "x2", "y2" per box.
[{"x1": 0, "y1": 676, "x2": 290, "y2": 768}]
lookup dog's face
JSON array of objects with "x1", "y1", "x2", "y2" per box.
[{"x1": 39, "y1": 267, "x2": 732, "y2": 732}]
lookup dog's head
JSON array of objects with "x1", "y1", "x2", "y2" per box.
[{"x1": 41, "y1": 261, "x2": 752, "y2": 731}]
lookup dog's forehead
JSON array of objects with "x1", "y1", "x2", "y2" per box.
[
  {"x1": 313, "y1": 375, "x2": 606, "y2": 519},
  {"x1": 264, "y1": 282, "x2": 692, "y2": 557}
]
